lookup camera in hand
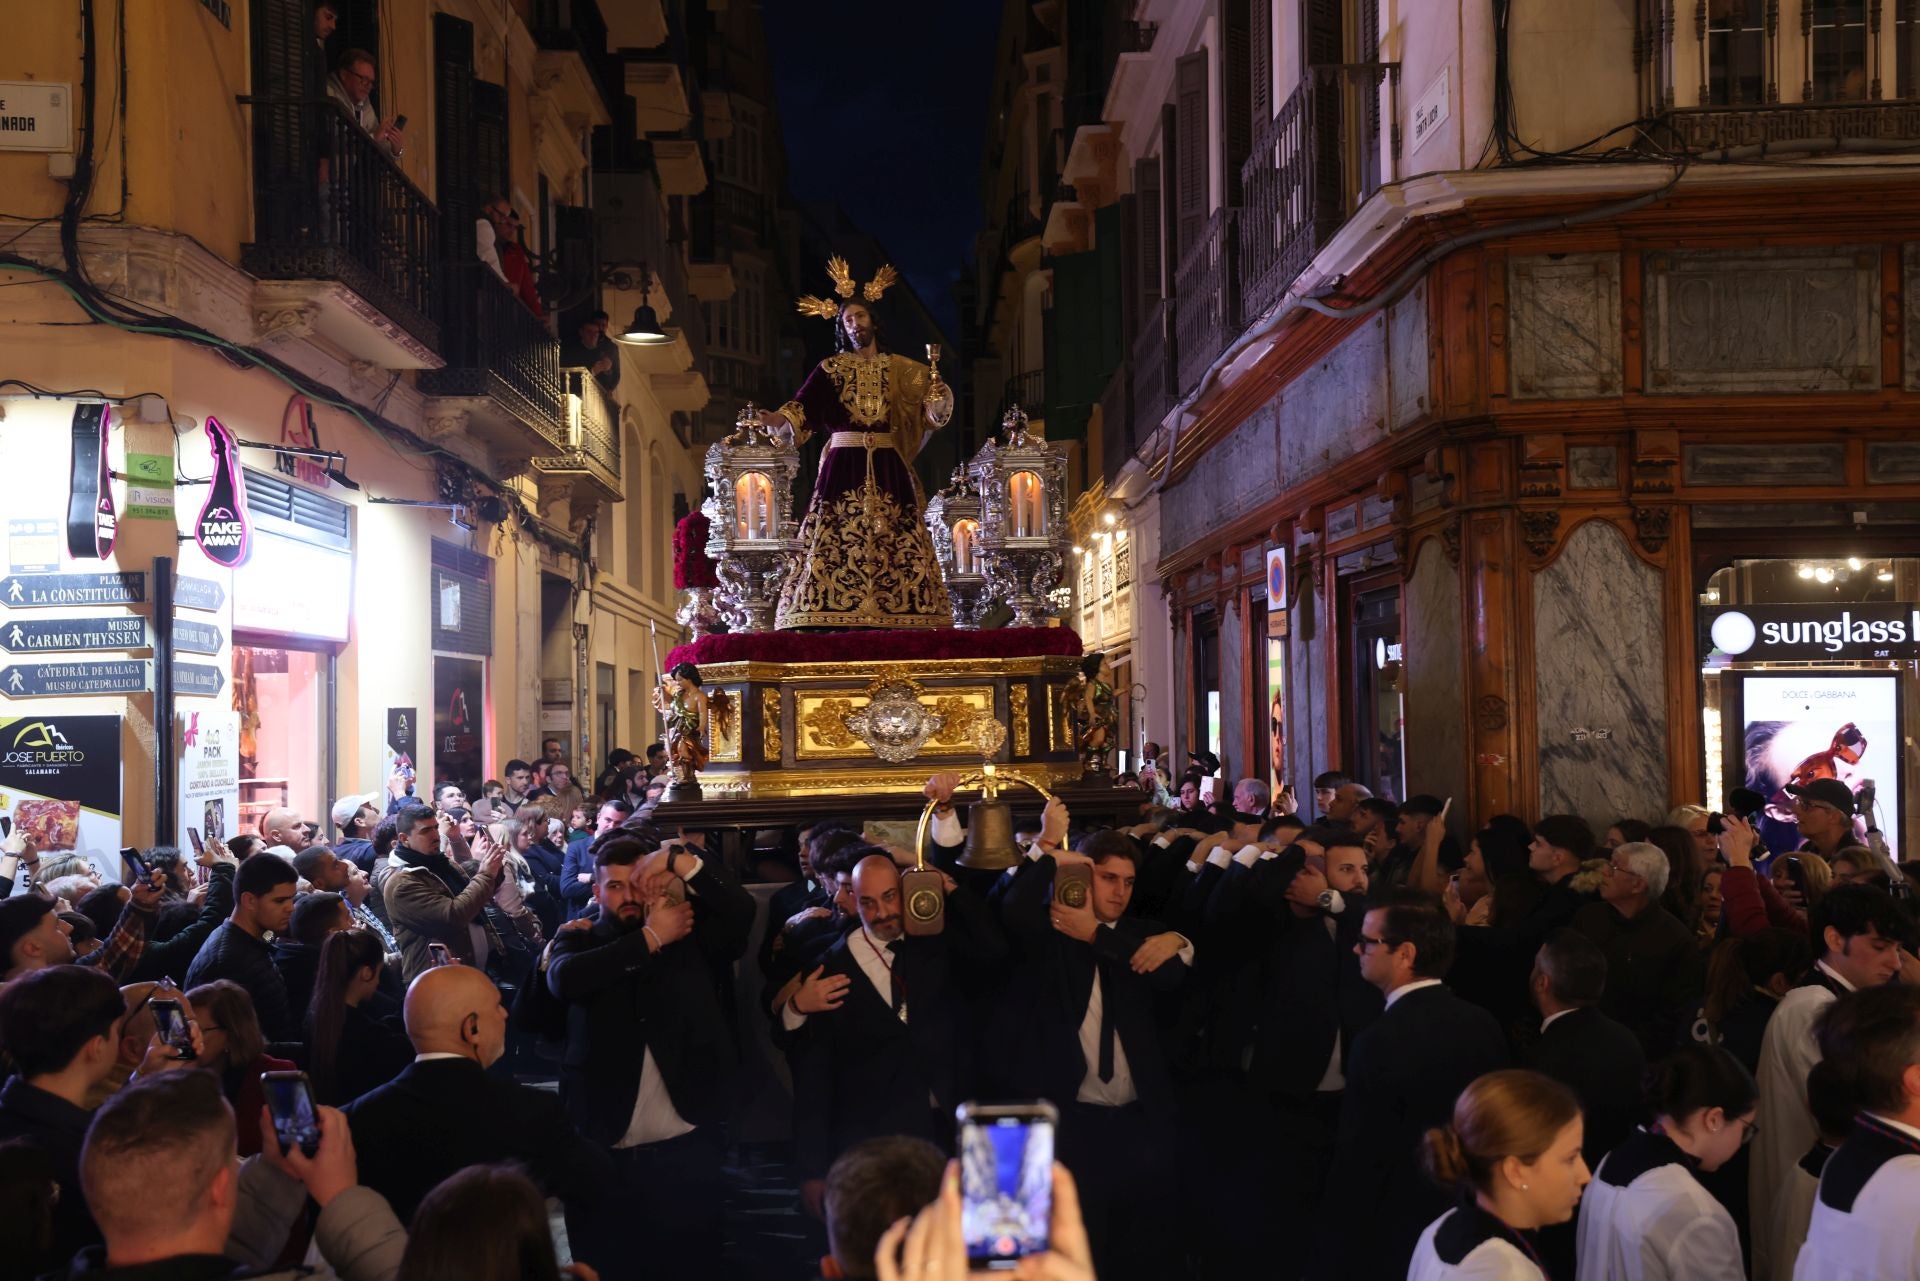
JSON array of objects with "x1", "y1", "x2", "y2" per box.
[
  {"x1": 150, "y1": 998, "x2": 196, "y2": 1061},
  {"x1": 1707, "y1": 787, "x2": 1768, "y2": 836},
  {"x1": 261, "y1": 1071, "x2": 321, "y2": 1158},
  {"x1": 958, "y1": 1100, "x2": 1056, "y2": 1268}
]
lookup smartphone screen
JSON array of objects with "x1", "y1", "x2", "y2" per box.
[
  {"x1": 427, "y1": 942, "x2": 454, "y2": 967},
  {"x1": 121, "y1": 846, "x2": 149, "y2": 884},
  {"x1": 958, "y1": 1102, "x2": 1056, "y2": 1269},
  {"x1": 150, "y1": 998, "x2": 196, "y2": 1060},
  {"x1": 261, "y1": 1071, "x2": 321, "y2": 1157},
  {"x1": 186, "y1": 827, "x2": 205, "y2": 855}
]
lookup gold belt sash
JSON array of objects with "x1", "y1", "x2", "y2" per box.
[{"x1": 827, "y1": 430, "x2": 898, "y2": 451}]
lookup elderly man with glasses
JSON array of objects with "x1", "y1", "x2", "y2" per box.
[{"x1": 326, "y1": 48, "x2": 405, "y2": 158}]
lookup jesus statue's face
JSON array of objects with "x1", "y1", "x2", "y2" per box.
[{"x1": 840, "y1": 303, "x2": 874, "y2": 351}]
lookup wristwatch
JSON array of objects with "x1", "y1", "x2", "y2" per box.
[{"x1": 1316, "y1": 890, "x2": 1337, "y2": 911}]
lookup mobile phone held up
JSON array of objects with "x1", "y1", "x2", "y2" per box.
[
  {"x1": 121, "y1": 846, "x2": 149, "y2": 884},
  {"x1": 187, "y1": 827, "x2": 205, "y2": 855},
  {"x1": 957, "y1": 1100, "x2": 1057, "y2": 1270},
  {"x1": 150, "y1": 998, "x2": 196, "y2": 1060},
  {"x1": 261, "y1": 1070, "x2": 321, "y2": 1158},
  {"x1": 427, "y1": 942, "x2": 455, "y2": 968}
]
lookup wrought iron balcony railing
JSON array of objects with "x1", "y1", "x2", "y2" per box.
[
  {"x1": 1174, "y1": 207, "x2": 1240, "y2": 396},
  {"x1": 532, "y1": 367, "x2": 625, "y2": 502},
  {"x1": 241, "y1": 95, "x2": 441, "y2": 350},
  {"x1": 418, "y1": 261, "x2": 566, "y2": 445}
]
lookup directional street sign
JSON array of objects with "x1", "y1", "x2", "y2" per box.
[
  {"x1": 0, "y1": 572, "x2": 146, "y2": 608},
  {"x1": 171, "y1": 619, "x2": 224, "y2": 656},
  {"x1": 0, "y1": 660, "x2": 149, "y2": 697},
  {"x1": 173, "y1": 662, "x2": 226, "y2": 697},
  {"x1": 174, "y1": 576, "x2": 225, "y2": 613},
  {"x1": 0, "y1": 617, "x2": 149, "y2": 654}
]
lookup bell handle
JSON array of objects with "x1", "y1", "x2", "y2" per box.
[{"x1": 911, "y1": 770, "x2": 1056, "y2": 870}]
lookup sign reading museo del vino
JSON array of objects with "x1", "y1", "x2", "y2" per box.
[
  {"x1": 194, "y1": 417, "x2": 250, "y2": 568},
  {"x1": 1704, "y1": 603, "x2": 1920, "y2": 662}
]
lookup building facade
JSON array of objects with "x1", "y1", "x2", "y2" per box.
[
  {"x1": 0, "y1": 0, "x2": 731, "y2": 855},
  {"x1": 1000, "y1": 0, "x2": 1920, "y2": 850}
]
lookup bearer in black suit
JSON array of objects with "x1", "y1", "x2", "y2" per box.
[
  {"x1": 783, "y1": 850, "x2": 1009, "y2": 1218},
  {"x1": 998, "y1": 811, "x2": 1192, "y2": 1281},
  {"x1": 1317, "y1": 889, "x2": 1508, "y2": 1281},
  {"x1": 546, "y1": 830, "x2": 757, "y2": 1281},
  {"x1": 344, "y1": 961, "x2": 612, "y2": 1225},
  {"x1": 1524, "y1": 927, "x2": 1647, "y2": 1280}
]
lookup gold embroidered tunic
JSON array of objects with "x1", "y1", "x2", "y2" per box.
[{"x1": 771, "y1": 350, "x2": 952, "y2": 630}]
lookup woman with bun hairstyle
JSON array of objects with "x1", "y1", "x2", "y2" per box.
[
  {"x1": 1575, "y1": 1043, "x2": 1755, "y2": 1280},
  {"x1": 1409, "y1": 1069, "x2": 1591, "y2": 1280}
]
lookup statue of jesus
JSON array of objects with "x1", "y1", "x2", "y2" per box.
[{"x1": 760, "y1": 257, "x2": 954, "y2": 631}]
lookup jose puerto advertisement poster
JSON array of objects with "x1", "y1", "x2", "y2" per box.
[{"x1": 0, "y1": 714, "x2": 124, "y2": 880}]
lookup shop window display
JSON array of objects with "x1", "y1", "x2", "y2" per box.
[{"x1": 234, "y1": 645, "x2": 328, "y2": 837}]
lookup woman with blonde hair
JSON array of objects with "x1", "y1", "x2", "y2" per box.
[{"x1": 1409, "y1": 1069, "x2": 1591, "y2": 1280}]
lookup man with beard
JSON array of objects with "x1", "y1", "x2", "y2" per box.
[
  {"x1": 783, "y1": 853, "x2": 1008, "y2": 1218},
  {"x1": 546, "y1": 830, "x2": 755, "y2": 1281}
]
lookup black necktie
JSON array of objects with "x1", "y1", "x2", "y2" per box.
[
  {"x1": 1095, "y1": 956, "x2": 1115, "y2": 1083},
  {"x1": 885, "y1": 940, "x2": 904, "y2": 1015}
]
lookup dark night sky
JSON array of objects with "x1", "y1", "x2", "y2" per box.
[{"x1": 761, "y1": 0, "x2": 1003, "y2": 337}]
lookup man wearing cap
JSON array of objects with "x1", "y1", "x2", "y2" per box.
[
  {"x1": 1786, "y1": 777, "x2": 1868, "y2": 864},
  {"x1": 1, "y1": 879, "x2": 158, "y2": 985},
  {"x1": 332, "y1": 793, "x2": 383, "y2": 874}
]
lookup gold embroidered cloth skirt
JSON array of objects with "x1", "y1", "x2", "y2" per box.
[{"x1": 774, "y1": 439, "x2": 951, "y2": 630}]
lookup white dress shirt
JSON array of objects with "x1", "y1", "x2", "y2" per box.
[
  {"x1": 780, "y1": 922, "x2": 903, "y2": 1033},
  {"x1": 615, "y1": 859, "x2": 706, "y2": 1149},
  {"x1": 1074, "y1": 921, "x2": 1194, "y2": 1107},
  {"x1": 1385, "y1": 977, "x2": 1445, "y2": 1009}
]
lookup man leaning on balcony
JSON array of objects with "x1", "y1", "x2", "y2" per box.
[
  {"x1": 563, "y1": 312, "x2": 622, "y2": 393},
  {"x1": 328, "y1": 47, "x2": 405, "y2": 160}
]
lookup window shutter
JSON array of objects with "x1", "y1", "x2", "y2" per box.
[
  {"x1": 433, "y1": 15, "x2": 477, "y2": 242},
  {"x1": 1302, "y1": 0, "x2": 1344, "y2": 65},
  {"x1": 1174, "y1": 52, "x2": 1209, "y2": 262},
  {"x1": 249, "y1": 0, "x2": 308, "y2": 243},
  {"x1": 1251, "y1": 0, "x2": 1273, "y2": 122},
  {"x1": 474, "y1": 81, "x2": 509, "y2": 210},
  {"x1": 1158, "y1": 103, "x2": 1178, "y2": 276},
  {"x1": 430, "y1": 539, "x2": 494, "y2": 657},
  {"x1": 1221, "y1": 0, "x2": 1253, "y2": 205},
  {"x1": 1134, "y1": 158, "x2": 1162, "y2": 307},
  {"x1": 1119, "y1": 191, "x2": 1141, "y2": 346},
  {"x1": 334, "y1": 0, "x2": 381, "y2": 91}
]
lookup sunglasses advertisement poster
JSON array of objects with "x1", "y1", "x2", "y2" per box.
[
  {"x1": 1731, "y1": 673, "x2": 1901, "y2": 862},
  {"x1": 0, "y1": 714, "x2": 124, "y2": 878}
]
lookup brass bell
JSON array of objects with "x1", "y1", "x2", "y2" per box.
[{"x1": 957, "y1": 797, "x2": 1021, "y2": 870}]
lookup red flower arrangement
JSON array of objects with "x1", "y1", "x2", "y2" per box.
[
  {"x1": 672, "y1": 512, "x2": 719, "y2": 590},
  {"x1": 665, "y1": 626, "x2": 1083, "y2": 669}
]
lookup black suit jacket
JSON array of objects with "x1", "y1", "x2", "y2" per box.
[
  {"x1": 1246, "y1": 896, "x2": 1382, "y2": 1099},
  {"x1": 1525, "y1": 1005, "x2": 1647, "y2": 1165},
  {"x1": 344, "y1": 1057, "x2": 613, "y2": 1223},
  {"x1": 547, "y1": 856, "x2": 756, "y2": 1145},
  {"x1": 997, "y1": 853, "x2": 1187, "y2": 1115},
  {"x1": 1319, "y1": 983, "x2": 1509, "y2": 1281},
  {"x1": 790, "y1": 886, "x2": 1008, "y2": 1179}
]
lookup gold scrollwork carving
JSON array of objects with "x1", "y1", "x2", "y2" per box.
[
  {"x1": 1009, "y1": 684, "x2": 1031, "y2": 756},
  {"x1": 761, "y1": 688, "x2": 782, "y2": 761},
  {"x1": 802, "y1": 698, "x2": 862, "y2": 750},
  {"x1": 709, "y1": 689, "x2": 741, "y2": 763}
]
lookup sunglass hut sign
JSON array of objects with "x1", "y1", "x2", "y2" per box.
[{"x1": 1705, "y1": 604, "x2": 1920, "y2": 661}]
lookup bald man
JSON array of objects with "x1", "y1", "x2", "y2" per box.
[
  {"x1": 785, "y1": 852, "x2": 1009, "y2": 1215},
  {"x1": 343, "y1": 962, "x2": 611, "y2": 1222},
  {"x1": 259, "y1": 808, "x2": 311, "y2": 856}
]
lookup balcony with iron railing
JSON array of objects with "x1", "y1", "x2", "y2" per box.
[
  {"x1": 1237, "y1": 69, "x2": 1353, "y2": 329},
  {"x1": 418, "y1": 261, "x2": 567, "y2": 451},
  {"x1": 1131, "y1": 298, "x2": 1173, "y2": 442},
  {"x1": 1174, "y1": 207, "x2": 1240, "y2": 396},
  {"x1": 530, "y1": 0, "x2": 617, "y2": 118},
  {"x1": 1001, "y1": 368, "x2": 1046, "y2": 423},
  {"x1": 532, "y1": 367, "x2": 625, "y2": 504},
  {"x1": 240, "y1": 96, "x2": 441, "y2": 363}
]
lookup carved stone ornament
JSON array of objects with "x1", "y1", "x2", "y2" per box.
[
  {"x1": 254, "y1": 303, "x2": 318, "y2": 344},
  {"x1": 1520, "y1": 509, "x2": 1561, "y2": 558},
  {"x1": 1476, "y1": 695, "x2": 1510, "y2": 733},
  {"x1": 842, "y1": 679, "x2": 947, "y2": 763},
  {"x1": 1633, "y1": 505, "x2": 1673, "y2": 554}
]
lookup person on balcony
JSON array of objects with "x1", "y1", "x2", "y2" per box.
[
  {"x1": 327, "y1": 49, "x2": 405, "y2": 160},
  {"x1": 562, "y1": 310, "x2": 622, "y2": 392},
  {"x1": 476, "y1": 197, "x2": 543, "y2": 319}
]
